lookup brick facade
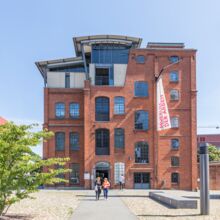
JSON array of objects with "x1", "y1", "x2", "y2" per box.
[{"x1": 38, "y1": 36, "x2": 197, "y2": 190}]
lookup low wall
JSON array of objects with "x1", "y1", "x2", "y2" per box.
[{"x1": 198, "y1": 162, "x2": 220, "y2": 190}]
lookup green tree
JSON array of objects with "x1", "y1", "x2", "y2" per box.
[
  {"x1": 0, "y1": 122, "x2": 70, "y2": 216},
  {"x1": 208, "y1": 145, "x2": 220, "y2": 161}
]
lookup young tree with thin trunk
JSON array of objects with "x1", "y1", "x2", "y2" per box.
[{"x1": 0, "y1": 122, "x2": 70, "y2": 216}]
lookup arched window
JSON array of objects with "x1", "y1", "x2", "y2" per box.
[
  {"x1": 134, "y1": 81, "x2": 148, "y2": 97},
  {"x1": 69, "y1": 103, "x2": 80, "y2": 118},
  {"x1": 171, "y1": 117, "x2": 179, "y2": 128},
  {"x1": 135, "y1": 110, "x2": 149, "y2": 130},
  {"x1": 69, "y1": 132, "x2": 79, "y2": 150},
  {"x1": 95, "y1": 97, "x2": 110, "y2": 121},
  {"x1": 170, "y1": 89, "x2": 179, "y2": 100},
  {"x1": 114, "y1": 97, "x2": 125, "y2": 114},
  {"x1": 55, "y1": 132, "x2": 65, "y2": 151},
  {"x1": 114, "y1": 128, "x2": 125, "y2": 148},
  {"x1": 135, "y1": 142, "x2": 149, "y2": 163},
  {"x1": 95, "y1": 129, "x2": 110, "y2": 155},
  {"x1": 169, "y1": 56, "x2": 179, "y2": 63},
  {"x1": 55, "y1": 103, "x2": 65, "y2": 118}
]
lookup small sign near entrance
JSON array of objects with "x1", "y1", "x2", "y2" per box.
[{"x1": 84, "y1": 172, "x2": 90, "y2": 180}]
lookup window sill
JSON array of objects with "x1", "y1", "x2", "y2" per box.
[
  {"x1": 113, "y1": 113, "x2": 126, "y2": 116},
  {"x1": 133, "y1": 129, "x2": 148, "y2": 133},
  {"x1": 171, "y1": 148, "x2": 179, "y2": 151},
  {"x1": 69, "y1": 117, "x2": 80, "y2": 120},
  {"x1": 170, "y1": 81, "x2": 179, "y2": 83},
  {"x1": 170, "y1": 99, "x2": 179, "y2": 102},
  {"x1": 171, "y1": 182, "x2": 179, "y2": 185},
  {"x1": 133, "y1": 96, "x2": 149, "y2": 99},
  {"x1": 55, "y1": 117, "x2": 65, "y2": 120},
  {"x1": 171, "y1": 127, "x2": 179, "y2": 129},
  {"x1": 171, "y1": 166, "x2": 180, "y2": 168},
  {"x1": 95, "y1": 121, "x2": 110, "y2": 123},
  {"x1": 134, "y1": 163, "x2": 149, "y2": 165}
]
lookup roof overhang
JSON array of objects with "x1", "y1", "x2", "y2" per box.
[
  {"x1": 73, "y1": 35, "x2": 142, "y2": 56},
  {"x1": 35, "y1": 56, "x2": 83, "y2": 78}
]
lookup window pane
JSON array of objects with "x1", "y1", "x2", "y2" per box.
[
  {"x1": 95, "y1": 97, "x2": 110, "y2": 121},
  {"x1": 92, "y1": 44, "x2": 129, "y2": 64},
  {"x1": 114, "y1": 128, "x2": 125, "y2": 148},
  {"x1": 55, "y1": 103, "x2": 65, "y2": 118},
  {"x1": 171, "y1": 156, "x2": 179, "y2": 166},
  {"x1": 135, "y1": 111, "x2": 148, "y2": 130},
  {"x1": 55, "y1": 132, "x2": 65, "y2": 151},
  {"x1": 70, "y1": 132, "x2": 79, "y2": 150},
  {"x1": 170, "y1": 71, "x2": 179, "y2": 82},
  {"x1": 65, "y1": 73, "x2": 70, "y2": 88},
  {"x1": 135, "y1": 142, "x2": 149, "y2": 163},
  {"x1": 171, "y1": 139, "x2": 179, "y2": 149},
  {"x1": 171, "y1": 117, "x2": 179, "y2": 128},
  {"x1": 135, "y1": 82, "x2": 148, "y2": 97},
  {"x1": 70, "y1": 163, "x2": 80, "y2": 184},
  {"x1": 114, "y1": 162, "x2": 125, "y2": 184},
  {"x1": 49, "y1": 65, "x2": 85, "y2": 72},
  {"x1": 69, "y1": 103, "x2": 80, "y2": 118},
  {"x1": 171, "y1": 172, "x2": 179, "y2": 183},
  {"x1": 114, "y1": 97, "x2": 125, "y2": 114},
  {"x1": 95, "y1": 129, "x2": 110, "y2": 155},
  {"x1": 170, "y1": 90, "x2": 179, "y2": 100},
  {"x1": 55, "y1": 164, "x2": 65, "y2": 181},
  {"x1": 169, "y1": 56, "x2": 179, "y2": 63},
  {"x1": 135, "y1": 55, "x2": 145, "y2": 64}
]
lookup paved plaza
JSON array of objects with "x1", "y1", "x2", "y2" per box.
[{"x1": 3, "y1": 189, "x2": 220, "y2": 220}]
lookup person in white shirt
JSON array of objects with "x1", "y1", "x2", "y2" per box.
[{"x1": 119, "y1": 174, "x2": 125, "y2": 190}]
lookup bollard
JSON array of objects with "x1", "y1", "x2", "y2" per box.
[{"x1": 199, "y1": 143, "x2": 210, "y2": 215}]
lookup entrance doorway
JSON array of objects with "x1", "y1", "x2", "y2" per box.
[
  {"x1": 134, "y1": 172, "x2": 150, "y2": 189},
  {"x1": 95, "y1": 162, "x2": 110, "y2": 183},
  {"x1": 96, "y1": 170, "x2": 109, "y2": 179}
]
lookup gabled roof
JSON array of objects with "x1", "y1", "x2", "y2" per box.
[
  {"x1": 0, "y1": 116, "x2": 7, "y2": 125},
  {"x1": 73, "y1": 35, "x2": 142, "y2": 56}
]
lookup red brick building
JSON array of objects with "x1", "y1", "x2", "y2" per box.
[
  {"x1": 36, "y1": 35, "x2": 197, "y2": 190},
  {"x1": 197, "y1": 134, "x2": 220, "y2": 150}
]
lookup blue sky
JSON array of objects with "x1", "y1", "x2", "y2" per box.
[{"x1": 0, "y1": 0, "x2": 220, "y2": 155}]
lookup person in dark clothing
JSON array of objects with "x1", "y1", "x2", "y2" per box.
[{"x1": 94, "y1": 177, "x2": 102, "y2": 200}]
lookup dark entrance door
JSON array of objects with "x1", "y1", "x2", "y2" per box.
[
  {"x1": 134, "y1": 172, "x2": 150, "y2": 189},
  {"x1": 96, "y1": 170, "x2": 109, "y2": 180}
]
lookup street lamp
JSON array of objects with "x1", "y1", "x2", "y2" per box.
[{"x1": 155, "y1": 58, "x2": 183, "y2": 81}]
